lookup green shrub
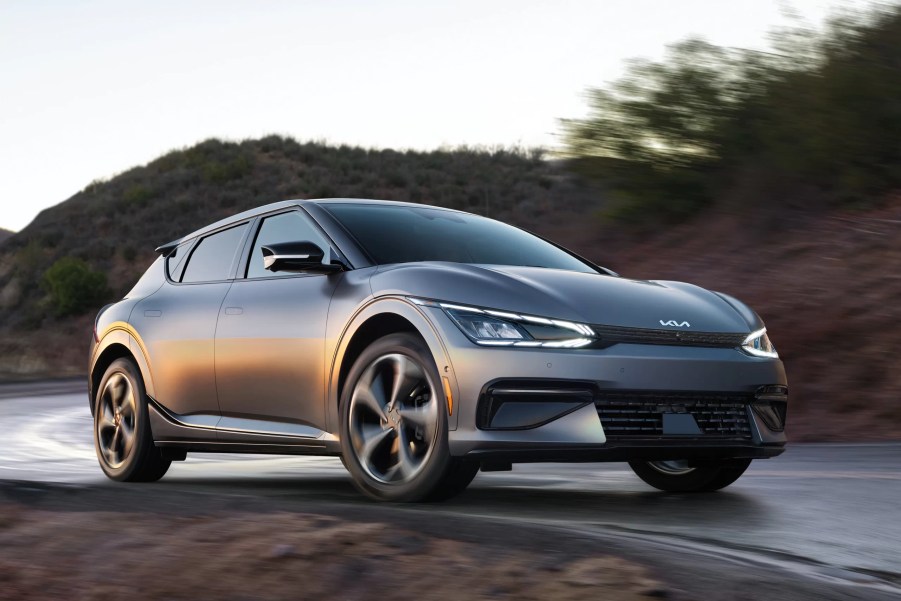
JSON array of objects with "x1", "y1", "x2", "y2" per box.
[
  {"x1": 122, "y1": 184, "x2": 155, "y2": 209},
  {"x1": 42, "y1": 257, "x2": 110, "y2": 316},
  {"x1": 203, "y1": 155, "x2": 253, "y2": 183}
]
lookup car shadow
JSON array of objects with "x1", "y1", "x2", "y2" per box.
[
  {"x1": 1, "y1": 472, "x2": 772, "y2": 551},
  {"x1": 150, "y1": 470, "x2": 769, "y2": 532},
  {"x1": 450, "y1": 482, "x2": 769, "y2": 528}
]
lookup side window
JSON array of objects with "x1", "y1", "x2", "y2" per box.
[
  {"x1": 180, "y1": 223, "x2": 249, "y2": 283},
  {"x1": 246, "y1": 211, "x2": 331, "y2": 278},
  {"x1": 165, "y1": 241, "x2": 193, "y2": 282}
]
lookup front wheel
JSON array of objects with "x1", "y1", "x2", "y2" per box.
[
  {"x1": 628, "y1": 458, "x2": 752, "y2": 492},
  {"x1": 339, "y1": 333, "x2": 478, "y2": 502}
]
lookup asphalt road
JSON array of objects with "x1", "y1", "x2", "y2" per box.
[{"x1": 2, "y1": 380, "x2": 900, "y2": 599}]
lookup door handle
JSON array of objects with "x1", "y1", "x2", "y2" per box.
[
  {"x1": 224, "y1": 307, "x2": 244, "y2": 315},
  {"x1": 144, "y1": 310, "x2": 162, "y2": 317}
]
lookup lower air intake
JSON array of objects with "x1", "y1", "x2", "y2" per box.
[{"x1": 596, "y1": 391, "x2": 754, "y2": 439}]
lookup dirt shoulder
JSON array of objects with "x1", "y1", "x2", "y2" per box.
[
  {"x1": 0, "y1": 485, "x2": 665, "y2": 601},
  {"x1": 1, "y1": 482, "x2": 895, "y2": 601}
]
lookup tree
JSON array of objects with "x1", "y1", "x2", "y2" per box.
[
  {"x1": 42, "y1": 257, "x2": 110, "y2": 316},
  {"x1": 561, "y1": 5, "x2": 901, "y2": 223}
]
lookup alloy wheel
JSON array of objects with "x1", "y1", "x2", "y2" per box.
[
  {"x1": 348, "y1": 353, "x2": 440, "y2": 484},
  {"x1": 96, "y1": 372, "x2": 137, "y2": 469}
]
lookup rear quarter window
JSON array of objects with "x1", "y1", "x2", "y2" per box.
[{"x1": 165, "y1": 241, "x2": 193, "y2": 282}]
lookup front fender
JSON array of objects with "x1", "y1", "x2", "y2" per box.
[{"x1": 326, "y1": 296, "x2": 460, "y2": 434}]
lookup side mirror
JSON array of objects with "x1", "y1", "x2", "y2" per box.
[{"x1": 261, "y1": 241, "x2": 343, "y2": 274}]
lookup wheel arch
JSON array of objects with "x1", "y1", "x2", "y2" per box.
[
  {"x1": 90, "y1": 325, "x2": 154, "y2": 415},
  {"x1": 327, "y1": 297, "x2": 460, "y2": 434}
]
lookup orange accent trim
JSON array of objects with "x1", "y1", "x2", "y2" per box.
[{"x1": 442, "y1": 376, "x2": 453, "y2": 416}]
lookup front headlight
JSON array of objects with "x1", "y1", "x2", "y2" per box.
[
  {"x1": 410, "y1": 298, "x2": 596, "y2": 348},
  {"x1": 742, "y1": 328, "x2": 778, "y2": 358}
]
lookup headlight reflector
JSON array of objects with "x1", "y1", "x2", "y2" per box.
[
  {"x1": 742, "y1": 328, "x2": 778, "y2": 358},
  {"x1": 411, "y1": 298, "x2": 595, "y2": 348},
  {"x1": 446, "y1": 310, "x2": 527, "y2": 341}
]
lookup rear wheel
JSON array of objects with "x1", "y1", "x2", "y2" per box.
[
  {"x1": 339, "y1": 333, "x2": 478, "y2": 502},
  {"x1": 93, "y1": 358, "x2": 170, "y2": 482},
  {"x1": 628, "y1": 458, "x2": 751, "y2": 492}
]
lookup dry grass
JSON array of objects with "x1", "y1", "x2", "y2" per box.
[{"x1": 0, "y1": 506, "x2": 667, "y2": 601}]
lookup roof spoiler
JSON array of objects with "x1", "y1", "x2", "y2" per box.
[{"x1": 155, "y1": 240, "x2": 180, "y2": 257}]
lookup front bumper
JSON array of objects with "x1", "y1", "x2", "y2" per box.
[{"x1": 420, "y1": 307, "x2": 788, "y2": 462}]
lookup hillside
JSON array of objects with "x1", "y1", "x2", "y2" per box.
[
  {"x1": 0, "y1": 229, "x2": 12, "y2": 244},
  {"x1": 0, "y1": 137, "x2": 599, "y2": 323},
  {"x1": 0, "y1": 136, "x2": 899, "y2": 441},
  {"x1": 0, "y1": 136, "x2": 601, "y2": 372}
]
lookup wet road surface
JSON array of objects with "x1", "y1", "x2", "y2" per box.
[{"x1": 1, "y1": 381, "x2": 899, "y2": 598}]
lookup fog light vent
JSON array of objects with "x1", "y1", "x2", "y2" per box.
[
  {"x1": 477, "y1": 381, "x2": 594, "y2": 430},
  {"x1": 751, "y1": 402, "x2": 787, "y2": 432},
  {"x1": 752, "y1": 385, "x2": 788, "y2": 432}
]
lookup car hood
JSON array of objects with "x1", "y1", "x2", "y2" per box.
[{"x1": 370, "y1": 262, "x2": 755, "y2": 333}]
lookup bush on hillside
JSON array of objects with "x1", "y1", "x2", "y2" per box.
[{"x1": 42, "y1": 257, "x2": 110, "y2": 316}]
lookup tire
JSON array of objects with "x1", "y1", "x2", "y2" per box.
[
  {"x1": 339, "y1": 333, "x2": 477, "y2": 502},
  {"x1": 93, "y1": 358, "x2": 171, "y2": 482},
  {"x1": 628, "y1": 458, "x2": 752, "y2": 493}
]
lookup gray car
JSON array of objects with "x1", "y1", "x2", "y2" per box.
[{"x1": 89, "y1": 199, "x2": 787, "y2": 501}]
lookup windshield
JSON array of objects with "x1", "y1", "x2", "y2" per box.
[{"x1": 323, "y1": 203, "x2": 599, "y2": 274}]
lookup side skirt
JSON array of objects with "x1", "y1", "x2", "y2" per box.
[
  {"x1": 153, "y1": 440, "x2": 340, "y2": 456},
  {"x1": 147, "y1": 398, "x2": 341, "y2": 456}
]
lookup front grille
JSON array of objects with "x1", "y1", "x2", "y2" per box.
[
  {"x1": 595, "y1": 391, "x2": 753, "y2": 439},
  {"x1": 591, "y1": 324, "x2": 747, "y2": 348}
]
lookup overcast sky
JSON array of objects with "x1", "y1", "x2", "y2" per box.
[{"x1": 0, "y1": 0, "x2": 861, "y2": 231}]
